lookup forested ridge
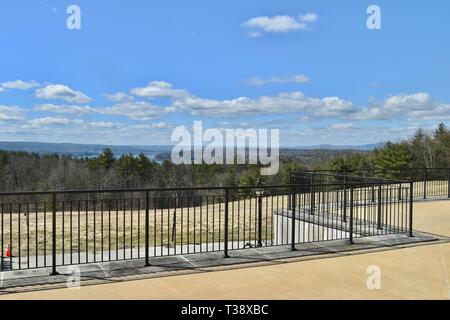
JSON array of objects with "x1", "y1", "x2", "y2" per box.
[
  {"x1": 327, "y1": 123, "x2": 450, "y2": 171},
  {"x1": 0, "y1": 123, "x2": 449, "y2": 192}
]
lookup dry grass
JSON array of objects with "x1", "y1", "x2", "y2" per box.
[
  {"x1": 1, "y1": 180, "x2": 444, "y2": 257},
  {"x1": 0, "y1": 195, "x2": 290, "y2": 256}
]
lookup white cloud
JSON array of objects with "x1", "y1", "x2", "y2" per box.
[
  {"x1": 242, "y1": 15, "x2": 306, "y2": 33},
  {"x1": 100, "y1": 101, "x2": 175, "y2": 120},
  {"x1": 151, "y1": 122, "x2": 172, "y2": 129},
  {"x1": 245, "y1": 74, "x2": 309, "y2": 86},
  {"x1": 173, "y1": 91, "x2": 354, "y2": 118},
  {"x1": 103, "y1": 92, "x2": 134, "y2": 102},
  {"x1": 0, "y1": 80, "x2": 40, "y2": 91},
  {"x1": 408, "y1": 104, "x2": 450, "y2": 121},
  {"x1": 329, "y1": 123, "x2": 358, "y2": 130},
  {"x1": 86, "y1": 121, "x2": 124, "y2": 129},
  {"x1": 35, "y1": 84, "x2": 92, "y2": 103},
  {"x1": 130, "y1": 81, "x2": 190, "y2": 99},
  {"x1": 353, "y1": 93, "x2": 435, "y2": 120},
  {"x1": 384, "y1": 92, "x2": 432, "y2": 110},
  {"x1": 0, "y1": 105, "x2": 26, "y2": 121},
  {"x1": 299, "y1": 12, "x2": 318, "y2": 23},
  {"x1": 27, "y1": 117, "x2": 72, "y2": 128},
  {"x1": 242, "y1": 13, "x2": 318, "y2": 36},
  {"x1": 132, "y1": 122, "x2": 173, "y2": 130},
  {"x1": 34, "y1": 104, "x2": 95, "y2": 115}
]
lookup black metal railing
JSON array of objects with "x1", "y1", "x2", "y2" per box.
[
  {"x1": 1, "y1": 177, "x2": 413, "y2": 273},
  {"x1": 291, "y1": 168, "x2": 450, "y2": 200}
]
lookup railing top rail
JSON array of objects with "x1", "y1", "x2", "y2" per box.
[
  {"x1": 291, "y1": 167, "x2": 450, "y2": 173},
  {"x1": 290, "y1": 171, "x2": 409, "y2": 183},
  {"x1": 0, "y1": 180, "x2": 407, "y2": 197}
]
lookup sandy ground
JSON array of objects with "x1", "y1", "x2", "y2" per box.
[{"x1": 2, "y1": 199, "x2": 449, "y2": 300}]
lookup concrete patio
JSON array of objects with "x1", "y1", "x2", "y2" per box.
[{"x1": 1, "y1": 199, "x2": 449, "y2": 299}]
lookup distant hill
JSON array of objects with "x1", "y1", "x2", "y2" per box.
[
  {"x1": 0, "y1": 141, "x2": 173, "y2": 158},
  {"x1": 291, "y1": 143, "x2": 385, "y2": 151},
  {"x1": 0, "y1": 141, "x2": 384, "y2": 158}
]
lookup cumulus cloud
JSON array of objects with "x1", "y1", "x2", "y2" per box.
[
  {"x1": 172, "y1": 91, "x2": 354, "y2": 118},
  {"x1": 130, "y1": 81, "x2": 190, "y2": 99},
  {"x1": 0, "y1": 105, "x2": 26, "y2": 121},
  {"x1": 151, "y1": 122, "x2": 172, "y2": 129},
  {"x1": 131, "y1": 82, "x2": 448, "y2": 124},
  {"x1": 6, "y1": 76, "x2": 450, "y2": 144},
  {"x1": 408, "y1": 104, "x2": 450, "y2": 121},
  {"x1": 329, "y1": 123, "x2": 358, "y2": 130},
  {"x1": 0, "y1": 80, "x2": 40, "y2": 91},
  {"x1": 242, "y1": 13, "x2": 318, "y2": 36},
  {"x1": 86, "y1": 121, "x2": 124, "y2": 129},
  {"x1": 103, "y1": 92, "x2": 134, "y2": 102},
  {"x1": 34, "y1": 104, "x2": 95, "y2": 115},
  {"x1": 132, "y1": 122, "x2": 173, "y2": 130},
  {"x1": 35, "y1": 84, "x2": 92, "y2": 103},
  {"x1": 299, "y1": 12, "x2": 318, "y2": 23},
  {"x1": 100, "y1": 101, "x2": 175, "y2": 120},
  {"x1": 27, "y1": 117, "x2": 72, "y2": 128},
  {"x1": 352, "y1": 93, "x2": 435, "y2": 120},
  {"x1": 244, "y1": 74, "x2": 309, "y2": 86}
]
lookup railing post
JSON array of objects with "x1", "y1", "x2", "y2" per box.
[
  {"x1": 145, "y1": 190, "x2": 150, "y2": 266},
  {"x1": 342, "y1": 177, "x2": 347, "y2": 222},
  {"x1": 50, "y1": 193, "x2": 59, "y2": 276},
  {"x1": 349, "y1": 187, "x2": 354, "y2": 244},
  {"x1": 224, "y1": 188, "x2": 229, "y2": 258},
  {"x1": 409, "y1": 181, "x2": 414, "y2": 237},
  {"x1": 377, "y1": 184, "x2": 382, "y2": 230},
  {"x1": 291, "y1": 185, "x2": 296, "y2": 251}
]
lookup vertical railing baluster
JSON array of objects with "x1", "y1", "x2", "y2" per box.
[
  {"x1": 423, "y1": 169, "x2": 427, "y2": 199},
  {"x1": 145, "y1": 190, "x2": 150, "y2": 266},
  {"x1": 349, "y1": 186, "x2": 354, "y2": 244},
  {"x1": 409, "y1": 181, "x2": 414, "y2": 237},
  {"x1": 377, "y1": 184, "x2": 382, "y2": 230},
  {"x1": 343, "y1": 177, "x2": 347, "y2": 222},
  {"x1": 447, "y1": 168, "x2": 450, "y2": 199},
  {"x1": 224, "y1": 188, "x2": 229, "y2": 258},
  {"x1": 291, "y1": 185, "x2": 296, "y2": 251},
  {"x1": 50, "y1": 193, "x2": 59, "y2": 275},
  {"x1": 371, "y1": 169, "x2": 376, "y2": 202},
  {"x1": 257, "y1": 179, "x2": 263, "y2": 247},
  {"x1": 310, "y1": 174, "x2": 315, "y2": 215}
]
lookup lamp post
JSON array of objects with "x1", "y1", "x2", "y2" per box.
[{"x1": 255, "y1": 178, "x2": 264, "y2": 247}]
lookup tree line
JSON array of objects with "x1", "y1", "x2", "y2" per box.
[
  {"x1": 0, "y1": 123, "x2": 448, "y2": 192},
  {"x1": 0, "y1": 147, "x2": 305, "y2": 192},
  {"x1": 326, "y1": 123, "x2": 450, "y2": 172}
]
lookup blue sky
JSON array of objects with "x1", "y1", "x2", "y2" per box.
[{"x1": 0, "y1": 0, "x2": 449, "y2": 146}]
